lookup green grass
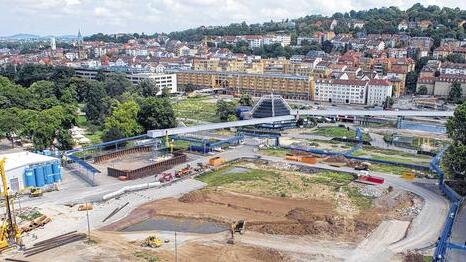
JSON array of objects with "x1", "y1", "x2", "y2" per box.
[
  {"x1": 312, "y1": 127, "x2": 371, "y2": 141},
  {"x1": 87, "y1": 130, "x2": 103, "y2": 144},
  {"x1": 134, "y1": 251, "x2": 158, "y2": 262},
  {"x1": 369, "y1": 164, "x2": 417, "y2": 176},
  {"x1": 351, "y1": 147, "x2": 432, "y2": 164},
  {"x1": 311, "y1": 172, "x2": 373, "y2": 209},
  {"x1": 197, "y1": 166, "x2": 276, "y2": 187},
  {"x1": 343, "y1": 185, "x2": 373, "y2": 209},
  {"x1": 423, "y1": 256, "x2": 433, "y2": 262},
  {"x1": 173, "y1": 97, "x2": 219, "y2": 122},
  {"x1": 259, "y1": 148, "x2": 291, "y2": 157},
  {"x1": 171, "y1": 140, "x2": 191, "y2": 150},
  {"x1": 311, "y1": 172, "x2": 354, "y2": 188}
]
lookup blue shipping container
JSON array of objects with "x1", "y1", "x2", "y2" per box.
[
  {"x1": 52, "y1": 162, "x2": 61, "y2": 182},
  {"x1": 24, "y1": 168, "x2": 36, "y2": 187},
  {"x1": 34, "y1": 166, "x2": 45, "y2": 187},
  {"x1": 45, "y1": 164, "x2": 54, "y2": 184}
]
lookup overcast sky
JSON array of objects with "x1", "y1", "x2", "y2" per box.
[{"x1": 1, "y1": 0, "x2": 465, "y2": 36}]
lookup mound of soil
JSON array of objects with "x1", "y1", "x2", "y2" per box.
[{"x1": 179, "y1": 191, "x2": 208, "y2": 203}]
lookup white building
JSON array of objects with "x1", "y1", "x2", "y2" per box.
[
  {"x1": 366, "y1": 79, "x2": 393, "y2": 106},
  {"x1": 127, "y1": 73, "x2": 177, "y2": 95},
  {"x1": 50, "y1": 37, "x2": 56, "y2": 51},
  {"x1": 439, "y1": 63, "x2": 466, "y2": 75},
  {"x1": 1, "y1": 151, "x2": 59, "y2": 193},
  {"x1": 314, "y1": 79, "x2": 368, "y2": 104}
]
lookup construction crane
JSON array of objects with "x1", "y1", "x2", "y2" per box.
[{"x1": 0, "y1": 158, "x2": 22, "y2": 249}]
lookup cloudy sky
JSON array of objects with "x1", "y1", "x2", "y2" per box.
[{"x1": 0, "y1": 0, "x2": 465, "y2": 36}]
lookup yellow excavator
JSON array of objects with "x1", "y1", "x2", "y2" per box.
[
  {"x1": 142, "y1": 235, "x2": 162, "y2": 248},
  {"x1": 0, "y1": 158, "x2": 22, "y2": 249}
]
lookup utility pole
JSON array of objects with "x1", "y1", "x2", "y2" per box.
[
  {"x1": 175, "y1": 231, "x2": 178, "y2": 262},
  {"x1": 86, "y1": 202, "x2": 91, "y2": 243}
]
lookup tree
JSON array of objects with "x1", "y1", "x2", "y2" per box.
[
  {"x1": 184, "y1": 83, "x2": 196, "y2": 93},
  {"x1": 138, "y1": 97, "x2": 176, "y2": 131},
  {"x1": 444, "y1": 101, "x2": 466, "y2": 178},
  {"x1": 161, "y1": 87, "x2": 171, "y2": 97},
  {"x1": 0, "y1": 76, "x2": 34, "y2": 109},
  {"x1": 239, "y1": 93, "x2": 254, "y2": 107},
  {"x1": 103, "y1": 100, "x2": 142, "y2": 140},
  {"x1": 137, "y1": 79, "x2": 160, "y2": 97},
  {"x1": 322, "y1": 40, "x2": 334, "y2": 53},
  {"x1": 449, "y1": 82, "x2": 463, "y2": 104},
  {"x1": 383, "y1": 96, "x2": 394, "y2": 109},
  {"x1": 103, "y1": 73, "x2": 132, "y2": 98},
  {"x1": 405, "y1": 71, "x2": 418, "y2": 94},
  {"x1": 216, "y1": 99, "x2": 236, "y2": 122},
  {"x1": 29, "y1": 80, "x2": 59, "y2": 109},
  {"x1": 84, "y1": 82, "x2": 107, "y2": 122},
  {"x1": 0, "y1": 107, "x2": 24, "y2": 147},
  {"x1": 417, "y1": 85, "x2": 428, "y2": 95},
  {"x1": 446, "y1": 53, "x2": 466, "y2": 64}
]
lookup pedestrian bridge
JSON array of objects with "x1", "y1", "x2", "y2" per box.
[{"x1": 147, "y1": 109, "x2": 453, "y2": 138}]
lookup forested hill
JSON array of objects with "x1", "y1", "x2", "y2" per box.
[{"x1": 165, "y1": 4, "x2": 466, "y2": 42}]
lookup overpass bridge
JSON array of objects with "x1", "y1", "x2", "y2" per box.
[{"x1": 147, "y1": 110, "x2": 453, "y2": 138}]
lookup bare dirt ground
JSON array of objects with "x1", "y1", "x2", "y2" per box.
[{"x1": 104, "y1": 187, "x2": 418, "y2": 244}]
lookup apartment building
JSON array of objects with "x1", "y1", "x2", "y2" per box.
[
  {"x1": 314, "y1": 79, "x2": 393, "y2": 105},
  {"x1": 75, "y1": 68, "x2": 177, "y2": 94},
  {"x1": 314, "y1": 79, "x2": 368, "y2": 104},
  {"x1": 127, "y1": 73, "x2": 177, "y2": 94},
  {"x1": 366, "y1": 79, "x2": 393, "y2": 106},
  {"x1": 174, "y1": 70, "x2": 313, "y2": 100}
]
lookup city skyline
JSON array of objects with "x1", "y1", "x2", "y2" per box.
[{"x1": 1, "y1": 0, "x2": 466, "y2": 36}]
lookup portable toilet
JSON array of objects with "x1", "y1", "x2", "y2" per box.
[
  {"x1": 52, "y1": 162, "x2": 62, "y2": 182},
  {"x1": 34, "y1": 166, "x2": 45, "y2": 187},
  {"x1": 24, "y1": 168, "x2": 36, "y2": 188}
]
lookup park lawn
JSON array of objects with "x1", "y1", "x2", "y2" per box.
[
  {"x1": 312, "y1": 127, "x2": 371, "y2": 141},
  {"x1": 76, "y1": 114, "x2": 103, "y2": 144},
  {"x1": 172, "y1": 97, "x2": 219, "y2": 122}
]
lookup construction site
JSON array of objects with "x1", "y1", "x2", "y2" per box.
[{"x1": 0, "y1": 95, "x2": 460, "y2": 262}]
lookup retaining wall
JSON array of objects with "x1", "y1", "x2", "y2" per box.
[
  {"x1": 94, "y1": 146, "x2": 151, "y2": 164},
  {"x1": 107, "y1": 152, "x2": 187, "y2": 180}
]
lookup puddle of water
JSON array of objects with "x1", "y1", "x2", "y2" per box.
[
  {"x1": 222, "y1": 167, "x2": 250, "y2": 175},
  {"x1": 122, "y1": 216, "x2": 228, "y2": 233}
]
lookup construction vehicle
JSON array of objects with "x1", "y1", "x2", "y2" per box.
[
  {"x1": 158, "y1": 172, "x2": 173, "y2": 183},
  {"x1": 175, "y1": 164, "x2": 193, "y2": 178},
  {"x1": 142, "y1": 235, "x2": 162, "y2": 248},
  {"x1": 228, "y1": 220, "x2": 246, "y2": 244},
  {"x1": 29, "y1": 188, "x2": 43, "y2": 198},
  {"x1": 233, "y1": 220, "x2": 246, "y2": 234},
  {"x1": 0, "y1": 158, "x2": 22, "y2": 249}
]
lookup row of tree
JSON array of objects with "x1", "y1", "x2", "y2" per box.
[{"x1": 0, "y1": 64, "x2": 177, "y2": 150}]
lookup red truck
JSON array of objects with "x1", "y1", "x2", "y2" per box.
[{"x1": 357, "y1": 174, "x2": 384, "y2": 185}]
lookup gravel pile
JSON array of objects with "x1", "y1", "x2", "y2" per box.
[{"x1": 356, "y1": 184, "x2": 385, "y2": 198}]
